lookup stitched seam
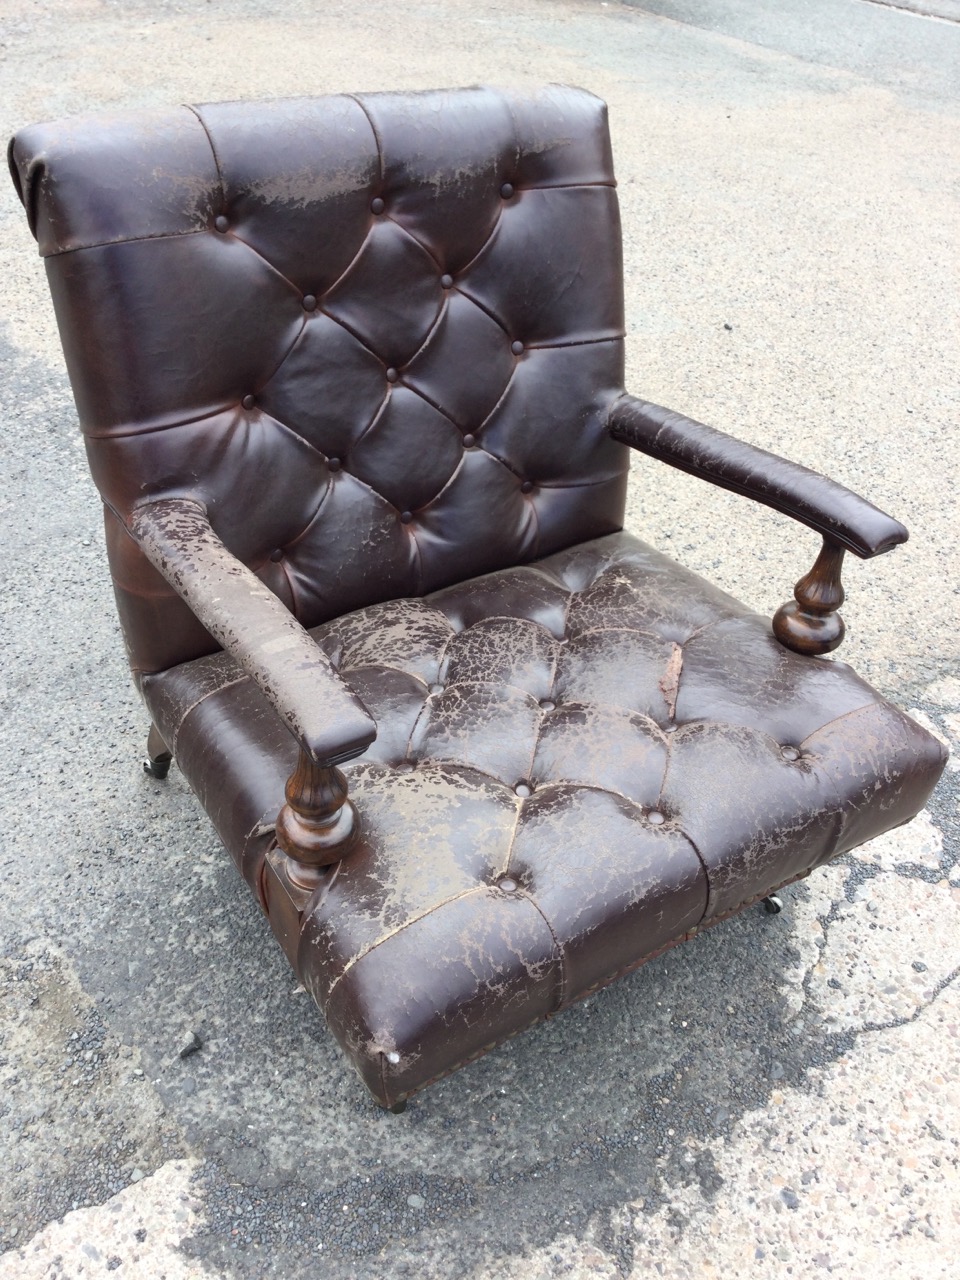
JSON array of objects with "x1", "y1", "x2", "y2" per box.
[
  {"x1": 325, "y1": 885, "x2": 487, "y2": 1000},
  {"x1": 381, "y1": 867, "x2": 814, "y2": 1105},
  {"x1": 187, "y1": 105, "x2": 227, "y2": 208},
  {"x1": 167, "y1": 673, "x2": 250, "y2": 752},
  {"x1": 346, "y1": 94, "x2": 385, "y2": 184},
  {"x1": 521, "y1": 895, "x2": 567, "y2": 1009}
]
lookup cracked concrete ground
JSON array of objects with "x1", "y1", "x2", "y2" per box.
[{"x1": 0, "y1": 0, "x2": 958, "y2": 1275}]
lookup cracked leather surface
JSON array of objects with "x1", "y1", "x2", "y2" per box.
[
  {"x1": 9, "y1": 86, "x2": 626, "y2": 677},
  {"x1": 141, "y1": 531, "x2": 945, "y2": 1104},
  {"x1": 9, "y1": 86, "x2": 947, "y2": 1106}
]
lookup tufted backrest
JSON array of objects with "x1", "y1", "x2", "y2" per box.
[{"x1": 9, "y1": 86, "x2": 628, "y2": 676}]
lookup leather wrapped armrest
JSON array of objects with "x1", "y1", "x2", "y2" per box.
[
  {"x1": 131, "y1": 497, "x2": 377, "y2": 767},
  {"x1": 607, "y1": 395, "x2": 908, "y2": 558}
]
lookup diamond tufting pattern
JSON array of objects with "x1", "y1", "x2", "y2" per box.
[
  {"x1": 140, "y1": 531, "x2": 942, "y2": 1103},
  {"x1": 10, "y1": 87, "x2": 946, "y2": 1107},
  {"x1": 19, "y1": 87, "x2": 627, "y2": 675}
]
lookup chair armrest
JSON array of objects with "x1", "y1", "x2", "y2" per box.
[
  {"x1": 607, "y1": 394, "x2": 908, "y2": 558},
  {"x1": 131, "y1": 497, "x2": 376, "y2": 767}
]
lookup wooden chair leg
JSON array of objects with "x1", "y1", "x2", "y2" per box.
[{"x1": 143, "y1": 722, "x2": 173, "y2": 779}]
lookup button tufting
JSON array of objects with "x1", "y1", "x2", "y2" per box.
[
  {"x1": 385, "y1": 1051, "x2": 400, "y2": 1064},
  {"x1": 440, "y1": 274, "x2": 453, "y2": 289},
  {"x1": 664, "y1": 724, "x2": 678, "y2": 734},
  {"x1": 394, "y1": 760, "x2": 415, "y2": 774},
  {"x1": 497, "y1": 876, "x2": 518, "y2": 893},
  {"x1": 302, "y1": 294, "x2": 317, "y2": 312},
  {"x1": 370, "y1": 197, "x2": 385, "y2": 215},
  {"x1": 269, "y1": 548, "x2": 284, "y2": 563},
  {"x1": 400, "y1": 511, "x2": 413, "y2": 524},
  {"x1": 214, "y1": 214, "x2": 229, "y2": 233},
  {"x1": 520, "y1": 480, "x2": 534, "y2": 494},
  {"x1": 539, "y1": 699, "x2": 556, "y2": 711},
  {"x1": 327, "y1": 457, "x2": 342, "y2": 473},
  {"x1": 462, "y1": 433, "x2": 476, "y2": 448},
  {"x1": 241, "y1": 394, "x2": 256, "y2": 410},
  {"x1": 514, "y1": 781, "x2": 532, "y2": 798},
  {"x1": 429, "y1": 683, "x2": 444, "y2": 694},
  {"x1": 385, "y1": 367, "x2": 399, "y2": 384},
  {"x1": 647, "y1": 810, "x2": 666, "y2": 825},
  {"x1": 500, "y1": 182, "x2": 514, "y2": 199},
  {"x1": 781, "y1": 746, "x2": 800, "y2": 762},
  {"x1": 511, "y1": 340, "x2": 524, "y2": 356}
]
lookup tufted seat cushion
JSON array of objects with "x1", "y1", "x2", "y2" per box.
[{"x1": 142, "y1": 530, "x2": 942, "y2": 1103}]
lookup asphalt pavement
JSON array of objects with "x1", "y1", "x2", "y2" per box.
[{"x1": 1, "y1": 0, "x2": 958, "y2": 1276}]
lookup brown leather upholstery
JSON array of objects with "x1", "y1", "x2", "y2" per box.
[{"x1": 9, "y1": 87, "x2": 946, "y2": 1107}]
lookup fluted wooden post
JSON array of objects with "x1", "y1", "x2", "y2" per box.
[
  {"x1": 275, "y1": 748, "x2": 360, "y2": 888},
  {"x1": 773, "y1": 537, "x2": 846, "y2": 656}
]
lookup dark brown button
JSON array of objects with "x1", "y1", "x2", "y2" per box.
[
  {"x1": 386, "y1": 368, "x2": 399, "y2": 383},
  {"x1": 440, "y1": 274, "x2": 453, "y2": 289},
  {"x1": 302, "y1": 294, "x2": 317, "y2": 312},
  {"x1": 781, "y1": 746, "x2": 800, "y2": 762},
  {"x1": 371, "y1": 197, "x2": 385, "y2": 215},
  {"x1": 241, "y1": 394, "x2": 256, "y2": 410},
  {"x1": 500, "y1": 183, "x2": 514, "y2": 199},
  {"x1": 520, "y1": 480, "x2": 534, "y2": 494},
  {"x1": 214, "y1": 214, "x2": 229, "y2": 233},
  {"x1": 269, "y1": 548, "x2": 284, "y2": 563},
  {"x1": 327, "y1": 456, "x2": 341, "y2": 472},
  {"x1": 511, "y1": 340, "x2": 524, "y2": 356},
  {"x1": 498, "y1": 877, "x2": 518, "y2": 893},
  {"x1": 647, "y1": 810, "x2": 666, "y2": 826},
  {"x1": 539, "y1": 699, "x2": 555, "y2": 711},
  {"x1": 514, "y1": 782, "x2": 532, "y2": 798},
  {"x1": 400, "y1": 510, "x2": 413, "y2": 524},
  {"x1": 462, "y1": 433, "x2": 476, "y2": 448}
]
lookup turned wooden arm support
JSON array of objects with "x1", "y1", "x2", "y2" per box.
[
  {"x1": 608, "y1": 395, "x2": 909, "y2": 655},
  {"x1": 132, "y1": 497, "x2": 376, "y2": 877}
]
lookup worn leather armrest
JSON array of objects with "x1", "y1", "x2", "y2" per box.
[
  {"x1": 607, "y1": 395, "x2": 908, "y2": 558},
  {"x1": 131, "y1": 497, "x2": 377, "y2": 767}
]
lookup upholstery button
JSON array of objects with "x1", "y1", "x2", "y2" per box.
[
  {"x1": 497, "y1": 876, "x2": 518, "y2": 893},
  {"x1": 371, "y1": 197, "x2": 385, "y2": 214},
  {"x1": 400, "y1": 511, "x2": 413, "y2": 524},
  {"x1": 511, "y1": 340, "x2": 524, "y2": 356},
  {"x1": 500, "y1": 182, "x2": 514, "y2": 199},
  {"x1": 214, "y1": 214, "x2": 229, "y2": 233},
  {"x1": 647, "y1": 810, "x2": 666, "y2": 825},
  {"x1": 514, "y1": 781, "x2": 532, "y2": 798},
  {"x1": 395, "y1": 760, "x2": 415, "y2": 773},
  {"x1": 781, "y1": 746, "x2": 800, "y2": 761},
  {"x1": 386, "y1": 367, "x2": 399, "y2": 383},
  {"x1": 664, "y1": 724, "x2": 678, "y2": 734},
  {"x1": 302, "y1": 294, "x2": 317, "y2": 312},
  {"x1": 429, "y1": 683, "x2": 444, "y2": 694},
  {"x1": 440, "y1": 273, "x2": 453, "y2": 289},
  {"x1": 327, "y1": 456, "x2": 342, "y2": 472},
  {"x1": 520, "y1": 480, "x2": 534, "y2": 494},
  {"x1": 385, "y1": 1051, "x2": 401, "y2": 1064},
  {"x1": 269, "y1": 548, "x2": 284, "y2": 563},
  {"x1": 539, "y1": 699, "x2": 555, "y2": 711},
  {"x1": 462, "y1": 433, "x2": 476, "y2": 448},
  {"x1": 241, "y1": 394, "x2": 256, "y2": 410}
]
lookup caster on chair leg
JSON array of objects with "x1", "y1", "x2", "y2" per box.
[
  {"x1": 144, "y1": 723, "x2": 173, "y2": 780},
  {"x1": 143, "y1": 755, "x2": 172, "y2": 780},
  {"x1": 762, "y1": 894, "x2": 784, "y2": 915}
]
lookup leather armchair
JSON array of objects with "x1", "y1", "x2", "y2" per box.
[{"x1": 9, "y1": 86, "x2": 946, "y2": 1110}]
